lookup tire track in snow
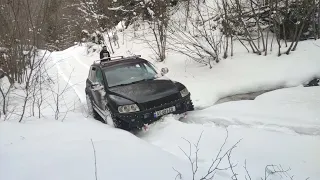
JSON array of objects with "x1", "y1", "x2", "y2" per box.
[
  {"x1": 51, "y1": 53, "x2": 87, "y2": 104},
  {"x1": 70, "y1": 51, "x2": 90, "y2": 69}
]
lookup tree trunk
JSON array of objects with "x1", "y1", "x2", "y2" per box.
[{"x1": 106, "y1": 30, "x2": 114, "y2": 54}]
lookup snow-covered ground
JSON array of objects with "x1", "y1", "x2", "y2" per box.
[
  {"x1": 1, "y1": 28, "x2": 320, "y2": 180},
  {"x1": 186, "y1": 86, "x2": 320, "y2": 136},
  {"x1": 0, "y1": 117, "x2": 193, "y2": 180}
]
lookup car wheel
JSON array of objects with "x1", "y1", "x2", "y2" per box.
[
  {"x1": 86, "y1": 94, "x2": 101, "y2": 120},
  {"x1": 105, "y1": 105, "x2": 129, "y2": 131}
]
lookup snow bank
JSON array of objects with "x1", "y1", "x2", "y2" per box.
[
  {"x1": 186, "y1": 86, "x2": 320, "y2": 135},
  {"x1": 0, "y1": 116, "x2": 192, "y2": 180}
]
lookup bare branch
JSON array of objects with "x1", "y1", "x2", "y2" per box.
[
  {"x1": 172, "y1": 167, "x2": 183, "y2": 180},
  {"x1": 90, "y1": 139, "x2": 98, "y2": 180}
]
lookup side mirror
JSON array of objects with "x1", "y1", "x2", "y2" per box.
[
  {"x1": 161, "y1": 67, "x2": 169, "y2": 76},
  {"x1": 91, "y1": 82, "x2": 104, "y2": 91}
]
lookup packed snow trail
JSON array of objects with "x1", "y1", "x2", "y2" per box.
[{"x1": 51, "y1": 47, "x2": 91, "y2": 104}]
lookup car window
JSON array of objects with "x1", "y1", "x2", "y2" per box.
[
  {"x1": 88, "y1": 67, "x2": 93, "y2": 81},
  {"x1": 103, "y1": 61, "x2": 158, "y2": 87},
  {"x1": 96, "y1": 69, "x2": 103, "y2": 84},
  {"x1": 143, "y1": 63, "x2": 156, "y2": 74},
  {"x1": 89, "y1": 67, "x2": 97, "y2": 82},
  {"x1": 148, "y1": 62, "x2": 158, "y2": 72}
]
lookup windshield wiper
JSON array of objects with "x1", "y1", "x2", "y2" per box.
[
  {"x1": 127, "y1": 78, "x2": 155, "y2": 85},
  {"x1": 111, "y1": 77, "x2": 155, "y2": 88}
]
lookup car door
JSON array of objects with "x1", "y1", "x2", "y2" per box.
[
  {"x1": 87, "y1": 66, "x2": 106, "y2": 111},
  {"x1": 86, "y1": 66, "x2": 98, "y2": 107},
  {"x1": 93, "y1": 67, "x2": 107, "y2": 110}
]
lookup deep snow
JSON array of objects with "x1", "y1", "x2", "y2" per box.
[
  {"x1": 0, "y1": 117, "x2": 192, "y2": 180},
  {"x1": 1, "y1": 26, "x2": 320, "y2": 180},
  {"x1": 185, "y1": 86, "x2": 320, "y2": 136}
]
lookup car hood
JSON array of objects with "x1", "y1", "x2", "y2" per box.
[{"x1": 109, "y1": 79, "x2": 179, "y2": 103}]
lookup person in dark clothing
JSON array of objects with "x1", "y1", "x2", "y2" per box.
[{"x1": 100, "y1": 46, "x2": 110, "y2": 60}]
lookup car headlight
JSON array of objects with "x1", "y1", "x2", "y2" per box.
[
  {"x1": 118, "y1": 104, "x2": 140, "y2": 113},
  {"x1": 180, "y1": 88, "x2": 189, "y2": 97}
]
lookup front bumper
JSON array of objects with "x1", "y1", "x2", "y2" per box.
[{"x1": 114, "y1": 94, "x2": 193, "y2": 129}]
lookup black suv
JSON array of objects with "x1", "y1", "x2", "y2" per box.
[{"x1": 85, "y1": 55, "x2": 194, "y2": 131}]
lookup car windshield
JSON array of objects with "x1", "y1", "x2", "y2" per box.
[{"x1": 103, "y1": 61, "x2": 158, "y2": 87}]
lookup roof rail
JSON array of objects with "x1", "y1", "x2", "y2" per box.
[{"x1": 94, "y1": 55, "x2": 142, "y2": 65}]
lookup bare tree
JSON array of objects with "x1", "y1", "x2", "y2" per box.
[
  {"x1": 174, "y1": 129, "x2": 307, "y2": 180},
  {"x1": 0, "y1": 69, "x2": 13, "y2": 118},
  {"x1": 170, "y1": 0, "x2": 320, "y2": 61},
  {"x1": 173, "y1": 129, "x2": 242, "y2": 180},
  {"x1": 79, "y1": 0, "x2": 117, "y2": 53},
  {"x1": 47, "y1": 70, "x2": 79, "y2": 121},
  {"x1": 19, "y1": 50, "x2": 51, "y2": 122},
  {"x1": 168, "y1": 0, "x2": 223, "y2": 68},
  {"x1": 140, "y1": 0, "x2": 171, "y2": 62},
  {"x1": 0, "y1": 0, "x2": 67, "y2": 121}
]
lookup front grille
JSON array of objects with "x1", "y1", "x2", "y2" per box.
[{"x1": 142, "y1": 93, "x2": 180, "y2": 110}]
